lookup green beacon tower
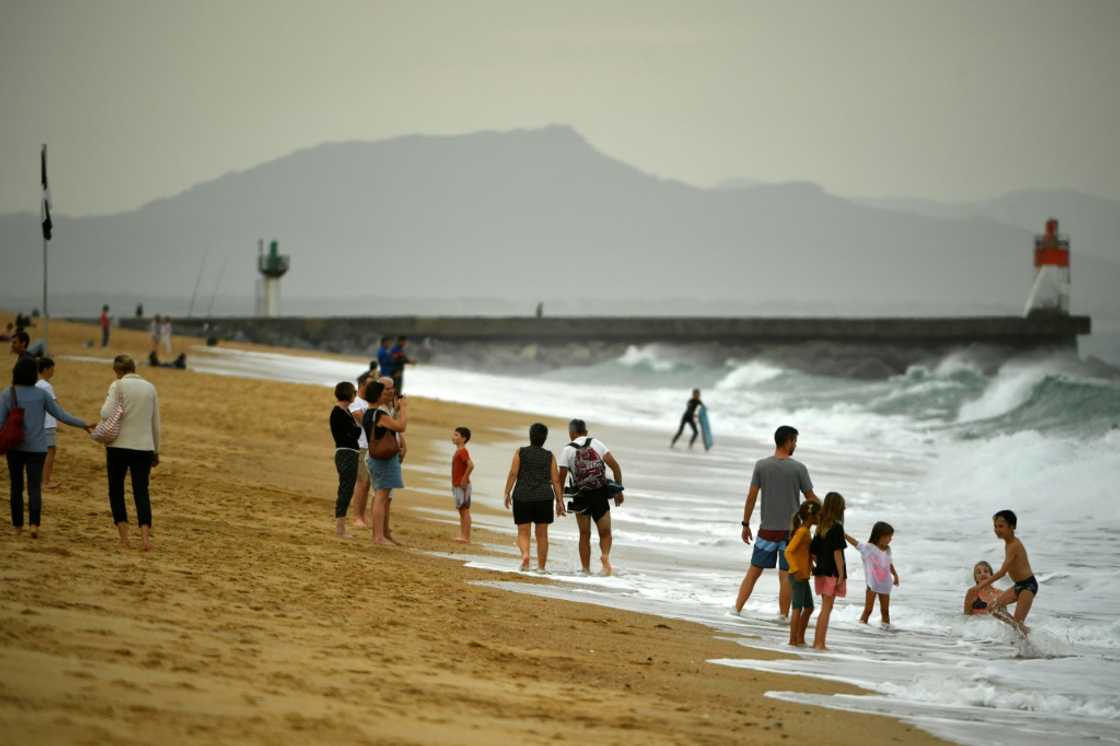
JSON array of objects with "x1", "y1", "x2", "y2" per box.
[{"x1": 257, "y1": 238, "x2": 290, "y2": 317}]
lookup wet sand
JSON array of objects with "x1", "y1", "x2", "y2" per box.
[{"x1": 0, "y1": 317, "x2": 947, "y2": 745}]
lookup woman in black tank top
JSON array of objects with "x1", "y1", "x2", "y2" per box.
[{"x1": 503, "y1": 423, "x2": 566, "y2": 572}]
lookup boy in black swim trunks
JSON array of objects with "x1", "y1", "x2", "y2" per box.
[{"x1": 972, "y1": 510, "x2": 1037, "y2": 634}]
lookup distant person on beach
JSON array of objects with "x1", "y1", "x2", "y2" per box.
[
  {"x1": 10, "y1": 331, "x2": 32, "y2": 361},
  {"x1": 361, "y1": 380, "x2": 407, "y2": 545},
  {"x1": 99, "y1": 354, "x2": 161, "y2": 551},
  {"x1": 1, "y1": 322, "x2": 14, "y2": 341},
  {"x1": 784, "y1": 501, "x2": 819, "y2": 646},
  {"x1": 1, "y1": 358, "x2": 92, "y2": 537},
  {"x1": 330, "y1": 381, "x2": 362, "y2": 538},
  {"x1": 348, "y1": 371, "x2": 373, "y2": 528},
  {"x1": 35, "y1": 357, "x2": 62, "y2": 490},
  {"x1": 99, "y1": 305, "x2": 111, "y2": 348},
  {"x1": 503, "y1": 422, "x2": 565, "y2": 571},
  {"x1": 971, "y1": 510, "x2": 1037, "y2": 634},
  {"x1": 160, "y1": 317, "x2": 174, "y2": 356},
  {"x1": 375, "y1": 337, "x2": 393, "y2": 379},
  {"x1": 845, "y1": 522, "x2": 899, "y2": 626},
  {"x1": 734, "y1": 425, "x2": 820, "y2": 616},
  {"x1": 670, "y1": 389, "x2": 703, "y2": 449},
  {"x1": 149, "y1": 315, "x2": 161, "y2": 354},
  {"x1": 389, "y1": 336, "x2": 414, "y2": 394},
  {"x1": 559, "y1": 419, "x2": 624, "y2": 576},
  {"x1": 810, "y1": 491, "x2": 847, "y2": 650},
  {"x1": 451, "y1": 427, "x2": 474, "y2": 543}
]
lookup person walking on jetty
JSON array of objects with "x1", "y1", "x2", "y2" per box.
[
  {"x1": 35, "y1": 357, "x2": 63, "y2": 490},
  {"x1": 450, "y1": 427, "x2": 474, "y2": 544},
  {"x1": 99, "y1": 355, "x2": 161, "y2": 551},
  {"x1": 559, "y1": 419, "x2": 624, "y2": 576},
  {"x1": 330, "y1": 381, "x2": 362, "y2": 537},
  {"x1": 734, "y1": 425, "x2": 820, "y2": 617},
  {"x1": 503, "y1": 423, "x2": 565, "y2": 571},
  {"x1": 670, "y1": 389, "x2": 703, "y2": 449},
  {"x1": 1, "y1": 358, "x2": 92, "y2": 537},
  {"x1": 361, "y1": 380, "x2": 407, "y2": 545},
  {"x1": 348, "y1": 371, "x2": 373, "y2": 528},
  {"x1": 99, "y1": 305, "x2": 111, "y2": 348}
]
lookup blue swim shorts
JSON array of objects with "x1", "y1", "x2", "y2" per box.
[{"x1": 750, "y1": 535, "x2": 789, "y2": 571}]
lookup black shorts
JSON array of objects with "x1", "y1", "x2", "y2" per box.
[
  {"x1": 513, "y1": 500, "x2": 554, "y2": 525},
  {"x1": 569, "y1": 486, "x2": 611, "y2": 523},
  {"x1": 1013, "y1": 575, "x2": 1039, "y2": 597}
]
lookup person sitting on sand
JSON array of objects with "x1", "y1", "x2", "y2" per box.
[
  {"x1": 361, "y1": 380, "x2": 407, "y2": 545},
  {"x1": 559, "y1": 419, "x2": 624, "y2": 576},
  {"x1": 503, "y1": 423, "x2": 565, "y2": 571},
  {"x1": 971, "y1": 510, "x2": 1037, "y2": 634},
  {"x1": 330, "y1": 381, "x2": 362, "y2": 538}
]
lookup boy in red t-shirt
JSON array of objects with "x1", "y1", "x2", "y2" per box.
[{"x1": 451, "y1": 427, "x2": 474, "y2": 543}]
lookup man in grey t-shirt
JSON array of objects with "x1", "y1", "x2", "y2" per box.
[{"x1": 733, "y1": 425, "x2": 819, "y2": 617}]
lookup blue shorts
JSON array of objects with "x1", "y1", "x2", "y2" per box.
[
  {"x1": 751, "y1": 536, "x2": 789, "y2": 571},
  {"x1": 367, "y1": 455, "x2": 404, "y2": 492}
]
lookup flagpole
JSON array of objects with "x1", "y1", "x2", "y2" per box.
[{"x1": 42, "y1": 143, "x2": 49, "y2": 354}]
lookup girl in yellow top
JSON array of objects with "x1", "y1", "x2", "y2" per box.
[{"x1": 784, "y1": 501, "x2": 820, "y2": 646}]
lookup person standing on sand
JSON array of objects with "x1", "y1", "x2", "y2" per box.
[
  {"x1": 670, "y1": 389, "x2": 703, "y2": 449},
  {"x1": 149, "y1": 315, "x2": 161, "y2": 354},
  {"x1": 503, "y1": 422, "x2": 565, "y2": 571},
  {"x1": 559, "y1": 419, "x2": 624, "y2": 576},
  {"x1": 35, "y1": 357, "x2": 62, "y2": 490},
  {"x1": 10, "y1": 331, "x2": 32, "y2": 361},
  {"x1": 361, "y1": 380, "x2": 407, "y2": 545},
  {"x1": 330, "y1": 381, "x2": 362, "y2": 538},
  {"x1": 348, "y1": 371, "x2": 374, "y2": 528},
  {"x1": 734, "y1": 425, "x2": 820, "y2": 617},
  {"x1": 450, "y1": 426, "x2": 474, "y2": 544},
  {"x1": 160, "y1": 317, "x2": 174, "y2": 357},
  {"x1": 1, "y1": 358, "x2": 92, "y2": 538},
  {"x1": 99, "y1": 305, "x2": 111, "y2": 348},
  {"x1": 99, "y1": 355, "x2": 161, "y2": 551}
]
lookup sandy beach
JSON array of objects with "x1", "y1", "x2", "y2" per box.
[{"x1": 0, "y1": 318, "x2": 947, "y2": 745}]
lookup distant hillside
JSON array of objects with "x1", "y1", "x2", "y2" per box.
[{"x1": 1, "y1": 125, "x2": 1117, "y2": 320}]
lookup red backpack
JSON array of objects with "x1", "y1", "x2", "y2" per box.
[{"x1": 0, "y1": 387, "x2": 26, "y2": 454}]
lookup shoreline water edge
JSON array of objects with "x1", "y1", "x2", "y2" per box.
[{"x1": 4, "y1": 318, "x2": 1119, "y2": 744}]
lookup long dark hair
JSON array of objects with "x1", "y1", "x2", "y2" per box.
[
  {"x1": 363, "y1": 380, "x2": 386, "y2": 404},
  {"x1": 789, "y1": 500, "x2": 820, "y2": 534},
  {"x1": 868, "y1": 521, "x2": 894, "y2": 547},
  {"x1": 12, "y1": 357, "x2": 38, "y2": 386}
]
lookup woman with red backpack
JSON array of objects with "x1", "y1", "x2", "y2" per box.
[{"x1": 0, "y1": 358, "x2": 93, "y2": 537}]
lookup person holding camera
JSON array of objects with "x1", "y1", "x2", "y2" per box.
[{"x1": 361, "y1": 379, "x2": 407, "y2": 545}]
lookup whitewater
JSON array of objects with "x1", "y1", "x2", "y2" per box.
[{"x1": 185, "y1": 342, "x2": 1120, "y2": 745}]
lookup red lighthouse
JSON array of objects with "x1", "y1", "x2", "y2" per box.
[{"x1": 1024, "y1": 218, "x2": 1071, "y2": 316}]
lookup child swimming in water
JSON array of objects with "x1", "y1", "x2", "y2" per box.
[
  {"x1": 845, "y1": 521, "x2": 899, "y2": 625},
  {"x1": 972, "y1": 509, "x2": 1037, "y2": 635},
  {"x1": 964, "y1": 561, "x2": 1002, "y2": 615}
]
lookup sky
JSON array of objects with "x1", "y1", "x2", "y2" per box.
[{"x1": 2, "y1": 0, "x2": 1118, "y2": 217}]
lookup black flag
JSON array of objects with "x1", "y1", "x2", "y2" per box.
[{"x1": 41, "y1": 145, "x2": 53, "y2": 241}]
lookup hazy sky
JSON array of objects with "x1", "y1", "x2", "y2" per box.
[{"x1": 2, "y1": 0, "x2": 1118, "y2": 216}]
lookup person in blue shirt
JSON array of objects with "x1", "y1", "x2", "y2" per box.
[
  {"x1": 374, "y1": 337, "x2": 393, "y2": 378},
  {"x1": 389, "y1": 336, "x2": 414, "y2": 394},
  {"x1": 1, "y1": 357, "x2": 93, "y2": 536}
]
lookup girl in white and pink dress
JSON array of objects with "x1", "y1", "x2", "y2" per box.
[{"x1": 845, "y1": 521, "x2": 900, "y2": 626}]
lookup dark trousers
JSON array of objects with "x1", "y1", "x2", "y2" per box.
[
  {"x1": 101, "y1": 326, "x2": 110, "y2": 347},
  {"x1": 6, "y1": 450, "x2": 46, "y2": 527},
  {"x1": 671, "y1": 415, "x2": 698, "y2": 447},
  {"x1": 334, "y1": 449, "x2": 359, "y2": 518},
  {"x1": 106, "y1": 447, "x2": 153, "y2": 527}
]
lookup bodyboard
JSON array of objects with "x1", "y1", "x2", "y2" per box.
[{"x1": 698, "y1": 405, "x2": 714, "y2": 450}]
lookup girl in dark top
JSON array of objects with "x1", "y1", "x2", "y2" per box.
[
  {"x1": 670, "y1": 388, "x2": 703, "y2": 448},
  {"x1": 810, "y1": 491, "x2": 847, "y2": 650},
  {"x1": 330, "y1": 381, "x2": 362, "y2": 537},
  {"x1": 503, "y1": 422, "x2": 566, "y2": 572}
]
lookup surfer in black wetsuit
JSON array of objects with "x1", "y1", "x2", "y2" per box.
[{"x1": 671, "y1": 389, "x2": 703, "y2": 448}]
